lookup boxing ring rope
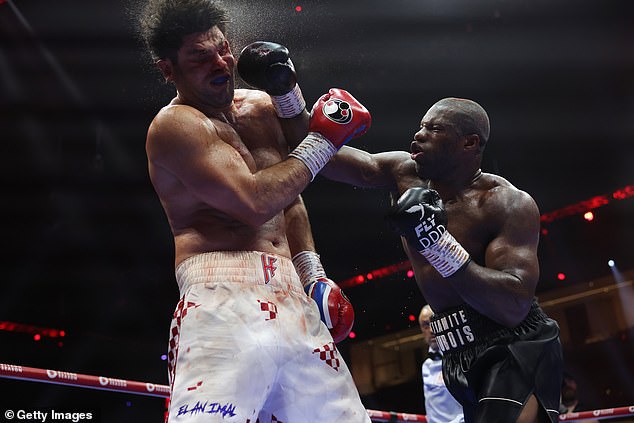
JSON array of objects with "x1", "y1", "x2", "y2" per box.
[{"x1": 1, "y1": 363, "x2": 633, "y2": 422}]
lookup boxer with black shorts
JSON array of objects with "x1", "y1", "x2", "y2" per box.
[
  {"x1": 321, "y1": 98, "x2": 563, "y2": 423},
  {"x1": 136, "y1": 1, "x2": 371, "y2": 421}
]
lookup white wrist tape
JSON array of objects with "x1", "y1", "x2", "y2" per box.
[
  {"x1": 292, "y1": 251, "x2": 327, "y2": 288},
  {"x1": 288, "y1": 132, "x2": 337, "y2": 180},
  {"x1": 271, "y1": 84, "x2": 306, "y2": 118},
  {"x1": 420, "y1": 230, "x2": 471, "y2": 278}
]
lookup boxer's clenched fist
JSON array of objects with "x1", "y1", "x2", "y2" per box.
[
  {"x1": 289, "y1": 88, "x2": 371, "y2": 179},
  {"x1": 305, "y1": 277, "x2": 355, "y2": 343},
  {"x1": 237, "y1": 41, "x2": 305, "y2": 118},
  {"x1": 387, "y1": 187, "x2": 471, "y2": 277}
]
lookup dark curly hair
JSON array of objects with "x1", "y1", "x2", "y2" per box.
[{"x1": 137, "y1": 0, "x2": 229, "y2": 63}]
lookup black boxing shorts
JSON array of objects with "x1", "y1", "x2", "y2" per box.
[{"x1": 430, "y1": 300, "x2": 563, "y2": 423}]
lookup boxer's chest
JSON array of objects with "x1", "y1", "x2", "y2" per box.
[
  {"x1": 443, "y1": 198, "x2": 492, "y2": 264},
  {"x1": 219, "y1": 115, "x2": 287, "y2": 172}
]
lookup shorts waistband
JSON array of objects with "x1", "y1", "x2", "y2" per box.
[
  {"x1": 430, "y1": 300, "x2": 548, "y2": 354},
  {"x1": 175, "y1": 251, "x2": 302, "y2": 295}
]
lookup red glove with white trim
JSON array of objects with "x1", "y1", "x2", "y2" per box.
[
  {"x1": 289, "y1": 88, "x2": 371, "y2": 180},
  {"x1": 309, "y1": 88, "x2": 371, "y2": 148}
]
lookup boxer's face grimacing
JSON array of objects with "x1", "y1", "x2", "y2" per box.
[
  {"x1": 164, "y1": 26, "x2": 236, "y2": 110},
  {"x1": 411, "y1": 105, "x2": 463, "y2": 180}
]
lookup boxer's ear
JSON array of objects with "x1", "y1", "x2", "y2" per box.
[
  {"x1": 157, "y1": 59, "x2": 174, "y2": 83},
  {"x1": 463, "y1": 134, "x2": 480, "y2": 151}
]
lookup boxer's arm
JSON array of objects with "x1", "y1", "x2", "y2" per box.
[
  {"x1": 279, "y1": 109, "x2": 310, "y2": 148},
  {"x1": 321, "y1": 146, "x2": 409, "y2": 190},
  {"x1": 285, "y1": 196, "x2": 355, "y2": 343},
  {"x1": 447, "y1": 189, "x2": 540, "y2": 327},
  {"x1": 147, "y1": 105, "x2": 311, "y2": 226},
  {"x1": 284, "y1": 195, "x2": 316, "y2": 255},
  {"x1": 237, "y1": 40, "x2": 309, "y2": 147}
]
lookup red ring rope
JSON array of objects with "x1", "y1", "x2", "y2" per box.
[{"x1": 1, "y1": 363, "x2": 632, "y2": 422}]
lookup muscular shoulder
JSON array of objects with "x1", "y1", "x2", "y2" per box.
[
  {"x1": 147, "y1": 104, "x2": 219, "y2": 165},
  {"x1": 235, "y1": 88, "x2": 269, "y2": 102},
  {"x1": 368, "y1": 149, "x2": 410, "y2": 173},
  {"x1": 375, "y1": 150, "x2": 412, "y2": 170},
  {"x1": 383, "y1": 151, "x2": 418, "y2": 186},
  {"x1": 149, "y1": 104, "x2": 214, "y2": 142},
  {"x1": 152, "y1": 103, "x2": 212, "y2": 131},
  {"x1": 364, "y1": 150, "x2": 419, "y2": 193},
  {"x1": 234, "y1": 88, "x2": 275, "y2": 117},
  {"x1": 478, "y1": 173, "x2": 540, "y2": 222}
]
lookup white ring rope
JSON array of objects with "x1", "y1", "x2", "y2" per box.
[{"x1": 1, "y1": 363, "x2": 632, "y2": 422}]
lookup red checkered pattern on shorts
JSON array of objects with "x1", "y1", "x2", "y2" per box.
[
  {"x1": 257, "y1": 300, "x2": 278, "y2": 321},
  {"x1": 312, "y1": 342, "x2": 340, "y2": 371},
  {"x1": 167, "y1": 298, "x2": 201, "y2": 386}
]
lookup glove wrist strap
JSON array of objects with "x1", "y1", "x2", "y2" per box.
[
  {"x1": 271, "y1": 84, "x2": 306, "y2": 118},
  {"x1": 288, "y1": 132, "x2": 337, "y2": 180},
  {"x1": 420, "y1": 230, "x2": 471, "y2": 277},
  {"x1": 292, "y1": 251, "x2": 327, "y2": 288}
]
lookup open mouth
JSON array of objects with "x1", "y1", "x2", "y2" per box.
[
  {"x1": 410, "y1": 144, "x2": 423, "y2": 161},
  {"x1": 211, "y1": 75, "x2": 230, "y2": 86}
]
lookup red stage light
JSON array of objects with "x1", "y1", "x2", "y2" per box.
[
  {"x1": 348, "y1": 331, "x2": 356, "y2": 339},
  {"x1": 583, "y1": 211, "x2": 594, "y2": 221},
  {"x1": 295, "y1": 6, "x2": 302, "y2": 12},
  {"x1": 1, "y1": 321, "x2": 66, "y2": 339},
  {"x1": 557, "y1": 273, "x2": 566, "y2": 281}
]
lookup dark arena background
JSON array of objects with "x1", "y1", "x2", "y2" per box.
[{"x1": 1, "y1": 0, "x2": 633, "y2": 421}]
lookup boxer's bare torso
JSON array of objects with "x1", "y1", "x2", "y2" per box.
[
  {"x1": 393, "y1": 170, "x2": 539, "y2": 314},
  {"x1": 323, "y1": 147, "x2": 539, "y2": 327},
  {"x1": 147, "y1": 89, "x2": 293, "y2": 267}
]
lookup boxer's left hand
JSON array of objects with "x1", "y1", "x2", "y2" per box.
[
  {"x1": 305, "y1": 277, "x2": 354, "y2": 343},
  {"x1": 237, "y1": 41, "x2": 305, "y2": 118},
  {"x1": 386, "y1": 187, "x2": 447, "y2": 250},
  {"x1": 387, "y1": 187, "x2": 471, "y2": 277},
  {"x1": 237, "y1": 41, "x2": 297, "y2": 96}
]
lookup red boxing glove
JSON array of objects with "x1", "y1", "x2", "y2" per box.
[
  {"x1": 305, "y1": 278, "x2": 355, "y2": 343},
  {"x1": 309, "y1": 88, "x2": 371, "y2": 148},
  {"x1": 289, "y1": 88, "x2": 371, "y2": 179}
]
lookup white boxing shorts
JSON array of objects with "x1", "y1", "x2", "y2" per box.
[{"x1": 166, "y1": 251, "x2": 370, "y2": 423}]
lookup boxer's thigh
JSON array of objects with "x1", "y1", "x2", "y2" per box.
[
  {"x1": 260, "y1": 291, "x2": 370, "y2": 423},
  {"x1": 168, "y1": 282, "x2": 279, "y2": 422}
]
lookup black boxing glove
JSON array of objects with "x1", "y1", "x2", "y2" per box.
[
  {"x1": 386, "y1": 187, "x2": 471, "y2": 277},
  {"x1": 237, "y1": 41, "x2": 305, "y2": 118}
]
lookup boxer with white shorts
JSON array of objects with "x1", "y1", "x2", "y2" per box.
[
  {"x1": 167, "y1": 251, "x2": 368, "y2": 422},
  {"x1": 137, "y1": 1, "x2": 372, "y2": 421}
]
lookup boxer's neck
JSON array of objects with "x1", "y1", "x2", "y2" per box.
[{"x1": 428, "y1": 168, "x2": 482, "y2": 200}]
